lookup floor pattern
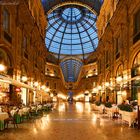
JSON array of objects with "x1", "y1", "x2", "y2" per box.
[{"x1": 0, "y1": 102, "x2": 140, "y2": 140}]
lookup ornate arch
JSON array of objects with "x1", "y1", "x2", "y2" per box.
[
  {"x1": 116, "y1": 64, "x2": 123, "y2": 77},
  {"x1": 129, "y1": 45, "x2": 140, "y2": 68},
  {"x1": 0, "y1": 47, "x2": 14, "y2": 67}
]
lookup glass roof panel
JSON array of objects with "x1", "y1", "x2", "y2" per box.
[
  {"x1": 45, "y1": 5, "x2": 98, "y2": 58},
  {"x1": 60, "y1": 59, "x2": 83, "y2": 82}
]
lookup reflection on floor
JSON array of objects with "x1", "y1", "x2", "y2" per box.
[{"x1": 0, "y1": 102, "x2": 140, "y2": 140}]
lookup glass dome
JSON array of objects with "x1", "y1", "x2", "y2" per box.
[{"x1": 45, "y1": 5, "x2": 98, "y2": 59}]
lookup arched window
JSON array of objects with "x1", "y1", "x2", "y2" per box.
[
  {"x1": 116, "y1": 64, "x2": 123, "y2": 77},
  {"x1": 134, "y1": 9, "x2": 140, "y2": 43}
]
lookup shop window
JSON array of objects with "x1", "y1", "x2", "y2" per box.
[
  {"x1": 3, "y1": 8, "x2": 10, "y2": 33},
  {"x1": 133, "y1": 9, "x2": 140, "y2": 43},
  {"x1": 131, "y1": 52, "x2": 140, "y2": 100}
]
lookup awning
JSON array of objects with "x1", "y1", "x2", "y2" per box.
[{"x1": 0, "y1": 75, "x2": 34, "y2": 90}]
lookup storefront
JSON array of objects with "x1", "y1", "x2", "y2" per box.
[
  {"x1": 0, "y1": 81, "x2": 10, "y2": 104},
  {"x1": 131, "y1": 52, "x2": 140, "y2": 100}
]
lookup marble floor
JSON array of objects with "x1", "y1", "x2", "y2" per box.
[{"x1": 0, "y1": 102, "x2": 140, "y2": 140}]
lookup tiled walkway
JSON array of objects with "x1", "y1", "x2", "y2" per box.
[{"x1": 0, "y1": 102, "x2": 140, "y2": 140}]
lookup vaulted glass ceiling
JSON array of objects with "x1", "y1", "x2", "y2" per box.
[
  {"x1": 42, "y1": 0, "x2": 103, "y2": 82},
  {"x1": 60, "y1": 59, "x2": 83, "y2": 82},
  {"x1": 45, "y1": 5, "x2": 98, "y2": 59}
]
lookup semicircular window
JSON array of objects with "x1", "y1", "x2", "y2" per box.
[{"x1": 45, "y1": 5, "x2": 98, "y2": 59}]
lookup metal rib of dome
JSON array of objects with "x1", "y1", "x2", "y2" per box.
[{"x1": 45, "y1": 5, "x2": 98, "y2": 59}]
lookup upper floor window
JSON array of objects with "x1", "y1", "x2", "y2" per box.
[
  {"x1": 3, "y1": 8, "x2": 10, "y2": 33},
  {"x1": 23, "y1": 36, "x2": 27, "y2": 51},
  {"x1": 115, "y1": 36, "x2": 120, "y2": 59},
  {"x1": 133, "y1": 9, "x2": 140, "y2": 43}
]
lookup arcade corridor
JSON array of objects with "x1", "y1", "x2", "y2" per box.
[{"x1": 0, "y1": 102, "x2": 140, "y2": 140}]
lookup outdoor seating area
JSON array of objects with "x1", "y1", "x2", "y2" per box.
[
  {"x1": 0, "y1": 103, "x2": 53, "y2": 131},
  {"x1": 92, "y1": 100, "x2": 138, "y2": 127}
]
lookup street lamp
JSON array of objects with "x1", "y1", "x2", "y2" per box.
[
  {"x1": 0, "y1": 64, "x2": 6, "y2": 72},
  {"x1": 98, "y1": 86, "x2": 102, "y2": 90},
  {"x1": 116, "y1": 76, "x2": 123, "y2": 83},
  {"x1": 34, "y1": 82, "x2": 39, "y2": 87},
  {"x1": 105, "y1": 82, "x2": 109, "y2": 87},
  {"x1": 45, "y1": 87, "x2": 50, "y2": 92},
  {"x1": 21, "y1": 76, "x2": 28, "y2": 82},
  {"x1": 41, "y1": 85, "x2": 46, "y2": 90}
]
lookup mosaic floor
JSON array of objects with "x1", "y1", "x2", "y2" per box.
[{"x1": 0, "y1": 102, "x2": 140, "y2": 140}]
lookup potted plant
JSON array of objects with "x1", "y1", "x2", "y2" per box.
[
  {"x1": 104, "y1": 102, "x2": 112, "y2": 108},
  {"x1": 118, "y1": 104, "x2": 137, "y2": 127},
  {"x1": 92, "y1": 101, "x2": 102, "y2": 111},
  {"x1": 95, "y1": 101, "x2": 101, "y2": 106},
  {"x1": 118, "y1": 104, "x2": 133, "y2": 112}
]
